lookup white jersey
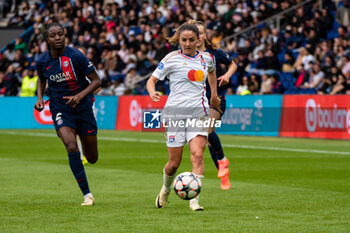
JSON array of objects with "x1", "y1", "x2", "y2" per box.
[{"x1": 152, "y1": 50, "x2": 215, "y2": 118}]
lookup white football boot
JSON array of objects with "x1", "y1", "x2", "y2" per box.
[
  {"x1": 81, "y1": 194, "x2": 95, "y2": 206},
  {"x1": 155, "y1": 187, "x2": 170, "y2": 208},
  {"x1": 189, "y1": 197, "x2": 204, "y2": 211}
]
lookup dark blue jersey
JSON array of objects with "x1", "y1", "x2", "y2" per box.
[
  {"x1": 36, "y1": 46, "x2": 95, "y2": 113},
  {"x1": 205, "y1": 48, "x2": 233, "y2": 100}
]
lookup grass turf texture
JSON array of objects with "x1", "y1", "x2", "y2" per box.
[{"x1": 0, "y1": 129, "x2": 349, "y2": 233}]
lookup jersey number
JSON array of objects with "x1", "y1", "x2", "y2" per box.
[{"x1": 55, "y1": 112, "x2": 62, "y2": 121}]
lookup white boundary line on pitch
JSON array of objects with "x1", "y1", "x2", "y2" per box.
[{"x1": 1, "y1": 131, "x2": 350, "y2": 156}]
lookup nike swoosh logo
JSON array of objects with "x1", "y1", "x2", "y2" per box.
[
  {"x1": 87, "y1": 130, "x2": 95, "y2": 133},
  {"x1": 46, "y1": 65, "x2": 53, "y2": 70}
]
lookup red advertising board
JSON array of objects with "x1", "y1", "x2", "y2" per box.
[
  {"x1": 279, "y1": 95, "x2": 350, "y2": 139},
  {"x1": 33, "y1": 101, "x2": 53, "y2": 125},
  {"x1": 115, "y1": 95, "x2": 167, "y2": 131}
]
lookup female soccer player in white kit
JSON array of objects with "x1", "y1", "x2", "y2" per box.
[{"x1": 147, "y1": 21, "x2": 221, "y2": 211}]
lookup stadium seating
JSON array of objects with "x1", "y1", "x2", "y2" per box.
[{"x1": 0, "y1": 0, "x2": 347, "y2": 96}]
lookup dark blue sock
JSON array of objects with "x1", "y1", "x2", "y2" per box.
[
  {"x1": 208, "y1": 144, "x2": 218, "y2": 169},
  {"x1": 68, "y1": 152, "x2": 90, "y2": 195},
  {"x1": 208, "y1": 132, "x2": 225, "y2": 169}
]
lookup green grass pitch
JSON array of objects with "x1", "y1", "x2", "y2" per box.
[{"x1": 0, "y1": 129, "x2": 349, "y2": 233}]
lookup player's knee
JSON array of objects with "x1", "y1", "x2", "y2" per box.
[
  {"x1": 86, "y1": 152, "x2": 98, "y2": 164},
  {"x1": 191, "y1": 152, "x2": 203, "y2": 163},
  {"x1": 88, "y1": 155, "x2": 98, "y2": 164},
  {"x1": 168, "y1": 160, "x2": 180, "y2": 171},
  {"x1": 66, "y1": 142, "x2": 79, "y2": 153}
]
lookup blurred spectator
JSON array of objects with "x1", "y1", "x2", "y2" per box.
[
  {"x1": 304, "y1": 63, "x2": 325, "y2": 90},
  {"x1": 250, "y1": 73, "x2": 260, "y2": 93},
  {"x1": 294, "y1": 47, "x2": 315, "y2": 71},
  {"x1": 336, "y1": 0, "x2": 350, "y2": 27},
  {"x1": 0, "y1": 72, "x2": 4, "y2": 96},
  {"x1": 20, "y1": 68, "x2": 38, "y2": 97},
  {"x1": 282, "y1": 51, "x2": 296, "y2": 72},
  {"x1": 265, "y1": 49, "x2": 280, "y2": 71},
  {"x1": 11, "y1": 50, "x2": 27, "y2": 70},
  {"x1": 270, "y1": 75, "x2": 283, "y2": 94},
  {"x1": 1, "y1": 65, "x2": 20, "y2": 96},
  {"x1": 4, "y1": 43, "x2": 15, "y2": 62},
  {"x1": 294, "y1": 64, "x2": 308, "y2": 88},
  {"x1": 320, "y1": 68, "x2": 340, "y2": 94},
  {"x1": 345, "y1": 74, "x2": 350, "y2": 94},
  {"x1": 329, "y1": 73, "x2": 346, "y2": 94},
  {"x1": 14, "y1": 37, "x2": 28, "y2": 54},
  {"x1": 0, "y1": 53, "x2": 11, "y2": 71},
  {"x1": 236, "y1": 75, "x2": 249, "y2": 95},
  {"x1": 240, "y1": 82, "x2": 256, "y2": 96},
  {"x1": 341, "y1": 54, "x2": 350, "y2": 75},
  {"x1": 0, "y1": 0, "x2": 343, "y2": 96},
  {"x1": 260, "y1": 74, "x2": 272, "y2": 94}
]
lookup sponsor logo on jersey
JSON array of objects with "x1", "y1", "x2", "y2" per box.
[
  {"x1": 187, "y1": 70, "x2": 204, "y2": 82},
  {"x1": 46, "y1": 65, "x2": 53, "y2": 70},
  {"x1": 49, "y1": 71, "x2": 74, "y2": 83}
]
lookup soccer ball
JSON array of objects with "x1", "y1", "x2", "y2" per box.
[{"x1": 173, "y1": 172, "x2": 201, "y2": 200}]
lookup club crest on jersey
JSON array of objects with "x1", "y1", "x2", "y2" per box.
[
  {"x1": 158, "y1": 62, "x2": 164, "y2": 70},
  {"x1": 63, "y1": 61, "x2": 69, "y2": 67},
  {"x1": 169, "y1": 135, "x2": 175, "y2": 143}
]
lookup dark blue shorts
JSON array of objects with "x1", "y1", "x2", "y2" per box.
[
  {"x1": 51, "y1": 107, "x2": 97, "y2": 136},
  {"x1": 210, "y1": 96, "x2": 226, "y2": 118}
]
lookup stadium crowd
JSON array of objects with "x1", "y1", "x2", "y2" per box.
[{"x1": 0, "y1": 0, "x2": 349, "y2": 97}]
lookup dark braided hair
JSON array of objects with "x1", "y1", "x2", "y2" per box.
[{"x1": 43, "y1": 22, "x2": 64, "y2": 51}]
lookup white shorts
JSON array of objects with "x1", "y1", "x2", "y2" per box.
[{"x1": 164, "y1": 117, "x2": 209, "y2": 147}]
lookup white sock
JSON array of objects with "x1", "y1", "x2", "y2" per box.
[
  {"x1": 162, "y1": 169, "x2": 176, "y2": 192},
  {"x1": 218, "y1": 156, "x2": 226, "y2": 161},
  {"x1": 84, "y1": 193, "x2": 93, "y2": 199},
  {"x1": 77, "y1": 137, "x2": 83, "y2": 160}
]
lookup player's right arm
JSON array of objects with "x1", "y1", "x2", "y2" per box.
[
  {"x1": 147, "y1": 75, "x2": 161, "y2": 102},
  {"x1": 148, "y1": 54, "x2": 173, "y2": 102},
  {"x1": 34, "y1": 62, "x2": 47, "y2": 112}
]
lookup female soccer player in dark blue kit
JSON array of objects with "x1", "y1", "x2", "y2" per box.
[
  {"x1": 34, "y1": 23, "x2": 101, "y2": 206},
  {"x1": 194, "y1": 21, "x2": 237, "y2": 190}
]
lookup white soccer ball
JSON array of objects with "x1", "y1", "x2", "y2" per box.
[{"x1": 173, "y1": 172, "x2": 201, "y2": 200}]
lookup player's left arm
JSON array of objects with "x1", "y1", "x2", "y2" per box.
[
  {"x1": 216, "y1": 50, "x2": 237, "y2": 87},
  {"x1": 64, "y1": 70, "x2": 101, "y2": 108},
  {"x1": 208, "y1": 69, "x2": 221, "y2": 112},
  {"x1": 218, "y1": 60, "x2": 237, "y2": 87}
]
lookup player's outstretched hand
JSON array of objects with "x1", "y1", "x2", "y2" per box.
[
  {"x1": 34, "y1": 99, "x2": 45, "y2": 112},
  {"x1": 211, "y1": 96, "x2": 222, "y2": 113},
  {"x1": 150, "y1": 91, "x2": 161, "y2": 102},
  {"x1": 63, "y1": 95, "x2": 81, "y2": 108},
  {"x1": 218, "y1": 75, "x2": 230, "y2": 87}
]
